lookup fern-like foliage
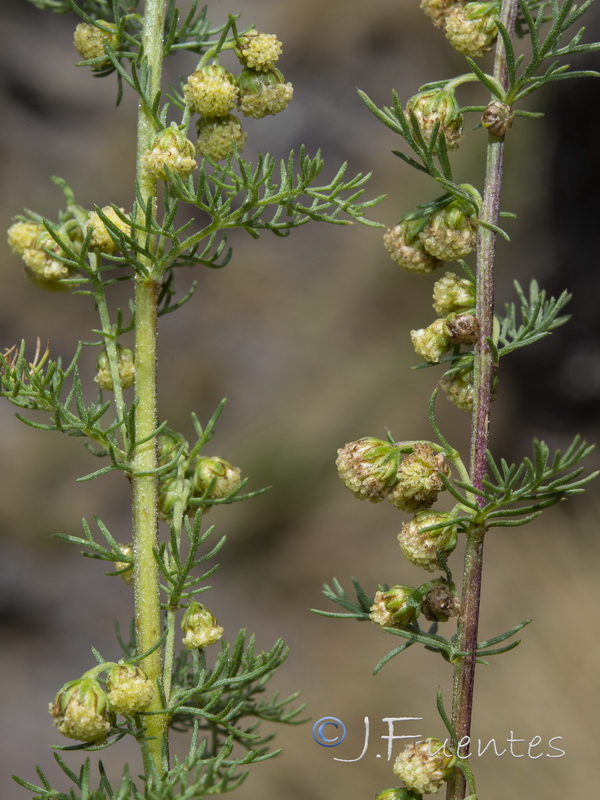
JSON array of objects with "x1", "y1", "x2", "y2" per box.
[
  {"x1": 493, "y1": 279, "x2": 572, "y2": 358},
  {"x1": 448, "y1": 436, "x2": 598, "y2": 528}
]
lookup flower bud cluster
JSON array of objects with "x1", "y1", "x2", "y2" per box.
[
  {"x1": 94, "y1": 345, "x2": 135, "y2": 391},
  {"x1": 7, "y1": 220, "x2": 80, "y2": 292},
  {"x1": 445, "y1": 2, "x2": 500, "y2": 58},
  {"x1": 178, "y1": 29, "x2": 291, "y2": 163},
  {"x1": 370, "y1": 585, "x2": 418, "y2": 628},
  {"x1": 181, "y1": 601, "x2": 224, "y2": 649},
  {"x1": 106, "y1": 663, "x2": 154, "y2": 715},
  {"x1": 336, "y1": 439, "x2": 450, "y2": 512},
  {"x1": 142, "y1": 123, "x2": 198, "y2": 181},
  {"x1": 49, "y1": 664, "x2": 153, "y2": 742},
  {"x1": 406, "y1": 88, "x2": 464, "y2": 152},
  {"x1": 73, "y1": 20, "x2": 118, "y2": 70},
  {"x1": 87, "y1": 206, "x2": 131, "y2": 254},
  {"x1": 156, "y1": 429, "x2": 243, "y2": 520},
  {"x1": 420, "y1": 1, "x2": 500, "y2": 59},
  {"x1": 384, "y1": 186, "x2": 480, "y2": 273},
  {"x1": 398, "y1": 511, "x2": 458, "y2": 571},
  {"x1": 393, "y1": 738, "x2": 457, "y2": 794}
]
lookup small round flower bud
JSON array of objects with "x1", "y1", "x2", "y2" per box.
[
  {"x1": 406, "y1": 89, "x2": 463, "y2": 151},
  {"x1": 440, "y1": 369, "x2": 474, "y2": 411},
  {"x1": 157, "y1": 430, "x2": 189, "y2": 469},
  {"x1": 114, "y1": 543, "x2": 133, "y2": 586},
  {"x1": 196, "y1": 114, "x2": 247, "y2": 161},
  {"x1": 398, "y1": 511, "x2": 458, "y2": 572},
  {"x1": 235, "y1": 30, "x2": 283, "y2": 71},
  {"x1": 193, "y1": 456, "x2": 242, "y2": 499},
  {"x1": 87, "y1": 206, "x2": 131, "y2": 254},
  {"x1": 21, "y1": 231, "x2": 77, "y2": 292},
  {"x1": 387, "y1": 443, "x2": 450, "y2": 512},
  {"x1": 432, "y1": 272, "x2": 475, "y2": 315},
  {"x1": 181, "y1": 601, "x2": 224, "y2": 649},
  {"x1": 73, "y1": 21, "x2": 118, "y2": 69},
  {"x1": 370, "y1": 585, "x2": 418, "y2": 628},
  {"x1": 383, "y1": 221, "x2": 444, "y2": 275},
  {"x1": 106, "y1": 663, "x2": 153, "y2": 715},
  {"x1": 336, "y1": 438, "x2": 401, "y2": 503},
  {"x1": 49, "y1": 677, "x2": 114, "y2": 742},
  {"x1": 445, "y1": 312, "x2": 479, "y2": 345},
  {"x1": 158, "y1": 476, "x2": 193, "y2": 519},
  {"x1": 410, "y1": 319, "x2": 452, "y2": 364},
  {"x1": 184, "y1": 65, "x2": 238, "y2": 117},
  {"x1": 482, "y1": 100, "x2": 514, "y2": 137},
  {"x1": 419, "y1": 190, "x2": 480, "y2": 262},
  {"x1": 421, "y1": 583, "x2": 461, "y2": 622},
  {"x1": 141, "y1": 123, "x2": 197, "y2": 180},
  {"x1": 393, "y1": 738, "x2": 457, "y2": 795},
  {"x1": 420, "y1": 0, "x2": 456, "y2": 28},
  {"x1": 445, "y1": 2, "x2": 500, "y2": 58},
  {"x1": 237, "y1": 67, "x2": 293, "y2": 118},
  {"x1": 7, "y1": 221, "x2": 45, "y2": 256},
  {"x1": 94, "y1": 346, "x2": 135, "y2": 391}
]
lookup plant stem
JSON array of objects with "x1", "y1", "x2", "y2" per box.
[
  {"x1": 132, "y1": 0, "x2": 167, "y2": 778},
  {"x1": 446, "y1": 2, "x2": 519, "y2": 798}
]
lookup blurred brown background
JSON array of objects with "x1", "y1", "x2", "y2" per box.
[{"x1": 1, "y1": 1, "x2": 599, "y2": 798}]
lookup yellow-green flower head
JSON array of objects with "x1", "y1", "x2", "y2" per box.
[
  {"x1": 406, "y1": 88, "x2": 464, "y2": 152},
  {"x1": 235, "y1": 30, "x2": 283, "y2": 71},
  {"x1": 106, "y1": 663, "x2": 153, "y2": 715},
  {"x1": 7, "y1": 221, "x2": 45, "y2": 256},
  {"x1": 398, "y1": 510, "x2": 458, "y2": 572},
  {"x1": 383, "y1": 221, "x2": 443, "y2": 275},
  {"x1": 87, "y1": 206, "x2": 131, "y2": 254},
  {"x1": 181, "y1": 601, "x2": 224, "y2": 649},
  {"x1": 370, "y1": 585, "x2": 417, "y2": 628},
  {"x1": 336, "y1": 437, "x2": 401, "y2": 503},
  {"x1": 432, "y1": 272, "x2": 476, "y2": 315},
  {"x1": 419, "y1": 190, "x2": 480, "y2": 262},
  {"x1": 193, "y1": 456, "x2": 242, "y2": 500},
  {"x1": 393, "y1": 738, "x2": 457, "y2": 795},
  {"x1": 196, "y1": 114, "x2": 247, "y2": 161},
  {"x1": 184, "y1": 65, "x2": 238, "y2": 117},
  {"x1": 440, "y1": 368, "x2": 474, "y2": 411},
  {"x1": 411, "y1": 318, "x2": 452, "y2": 363},
  {"x1": 387, "y1": 443, "x2": 450, "y2": 512},
  {"x1": 49, "y1": 677, "x2": 114, "y2": 742},
  {"x1": 420, "y1": 0, "x2": 457, "y2": 28},
  {"x1": 445, "y1": 2, "x2": 500, "y2": 58},
  {"x1": 21, "y1": 231, "x2": 77, "y2": 292},
  {"x1": 237, "y1": 67, "x2": 293, "y2": 118},
  {"x1": 73, "y1": 21, "x2": 118, "y2": 70},
  {"x1": 114, "y1": 543, "x2": 134, "y2": 586},
  {"x1": 94, "y1": 345, "x2": 135, "y2": 391},
  {"x1": 141, "y1": 123, "x2": 197, "y2": 180}
]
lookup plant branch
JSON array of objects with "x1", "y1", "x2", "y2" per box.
[
  {"x1": 132, "y1": 0, "x2": 167, "y2": 779},
  {"x1": 446, "y1": 2, "x2": 519, "y2": 798}
]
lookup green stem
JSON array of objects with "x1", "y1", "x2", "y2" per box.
[
  {"x1": 93, "y1": 272, "x2": 129, "y2": 451},
  {"x1": 446, "y1": 2, "x2": 519, "y2": 799},
  {"x1": 132, "y1": 0, "x2": 167, "y2": 779}
]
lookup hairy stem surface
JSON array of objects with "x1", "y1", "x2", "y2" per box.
[
  {"x1": 446, "y1": 1, "x2": 519, "y2": 797},
  {"x1": 132, "y1": 0, "x2": 167, "y2": 778}
]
